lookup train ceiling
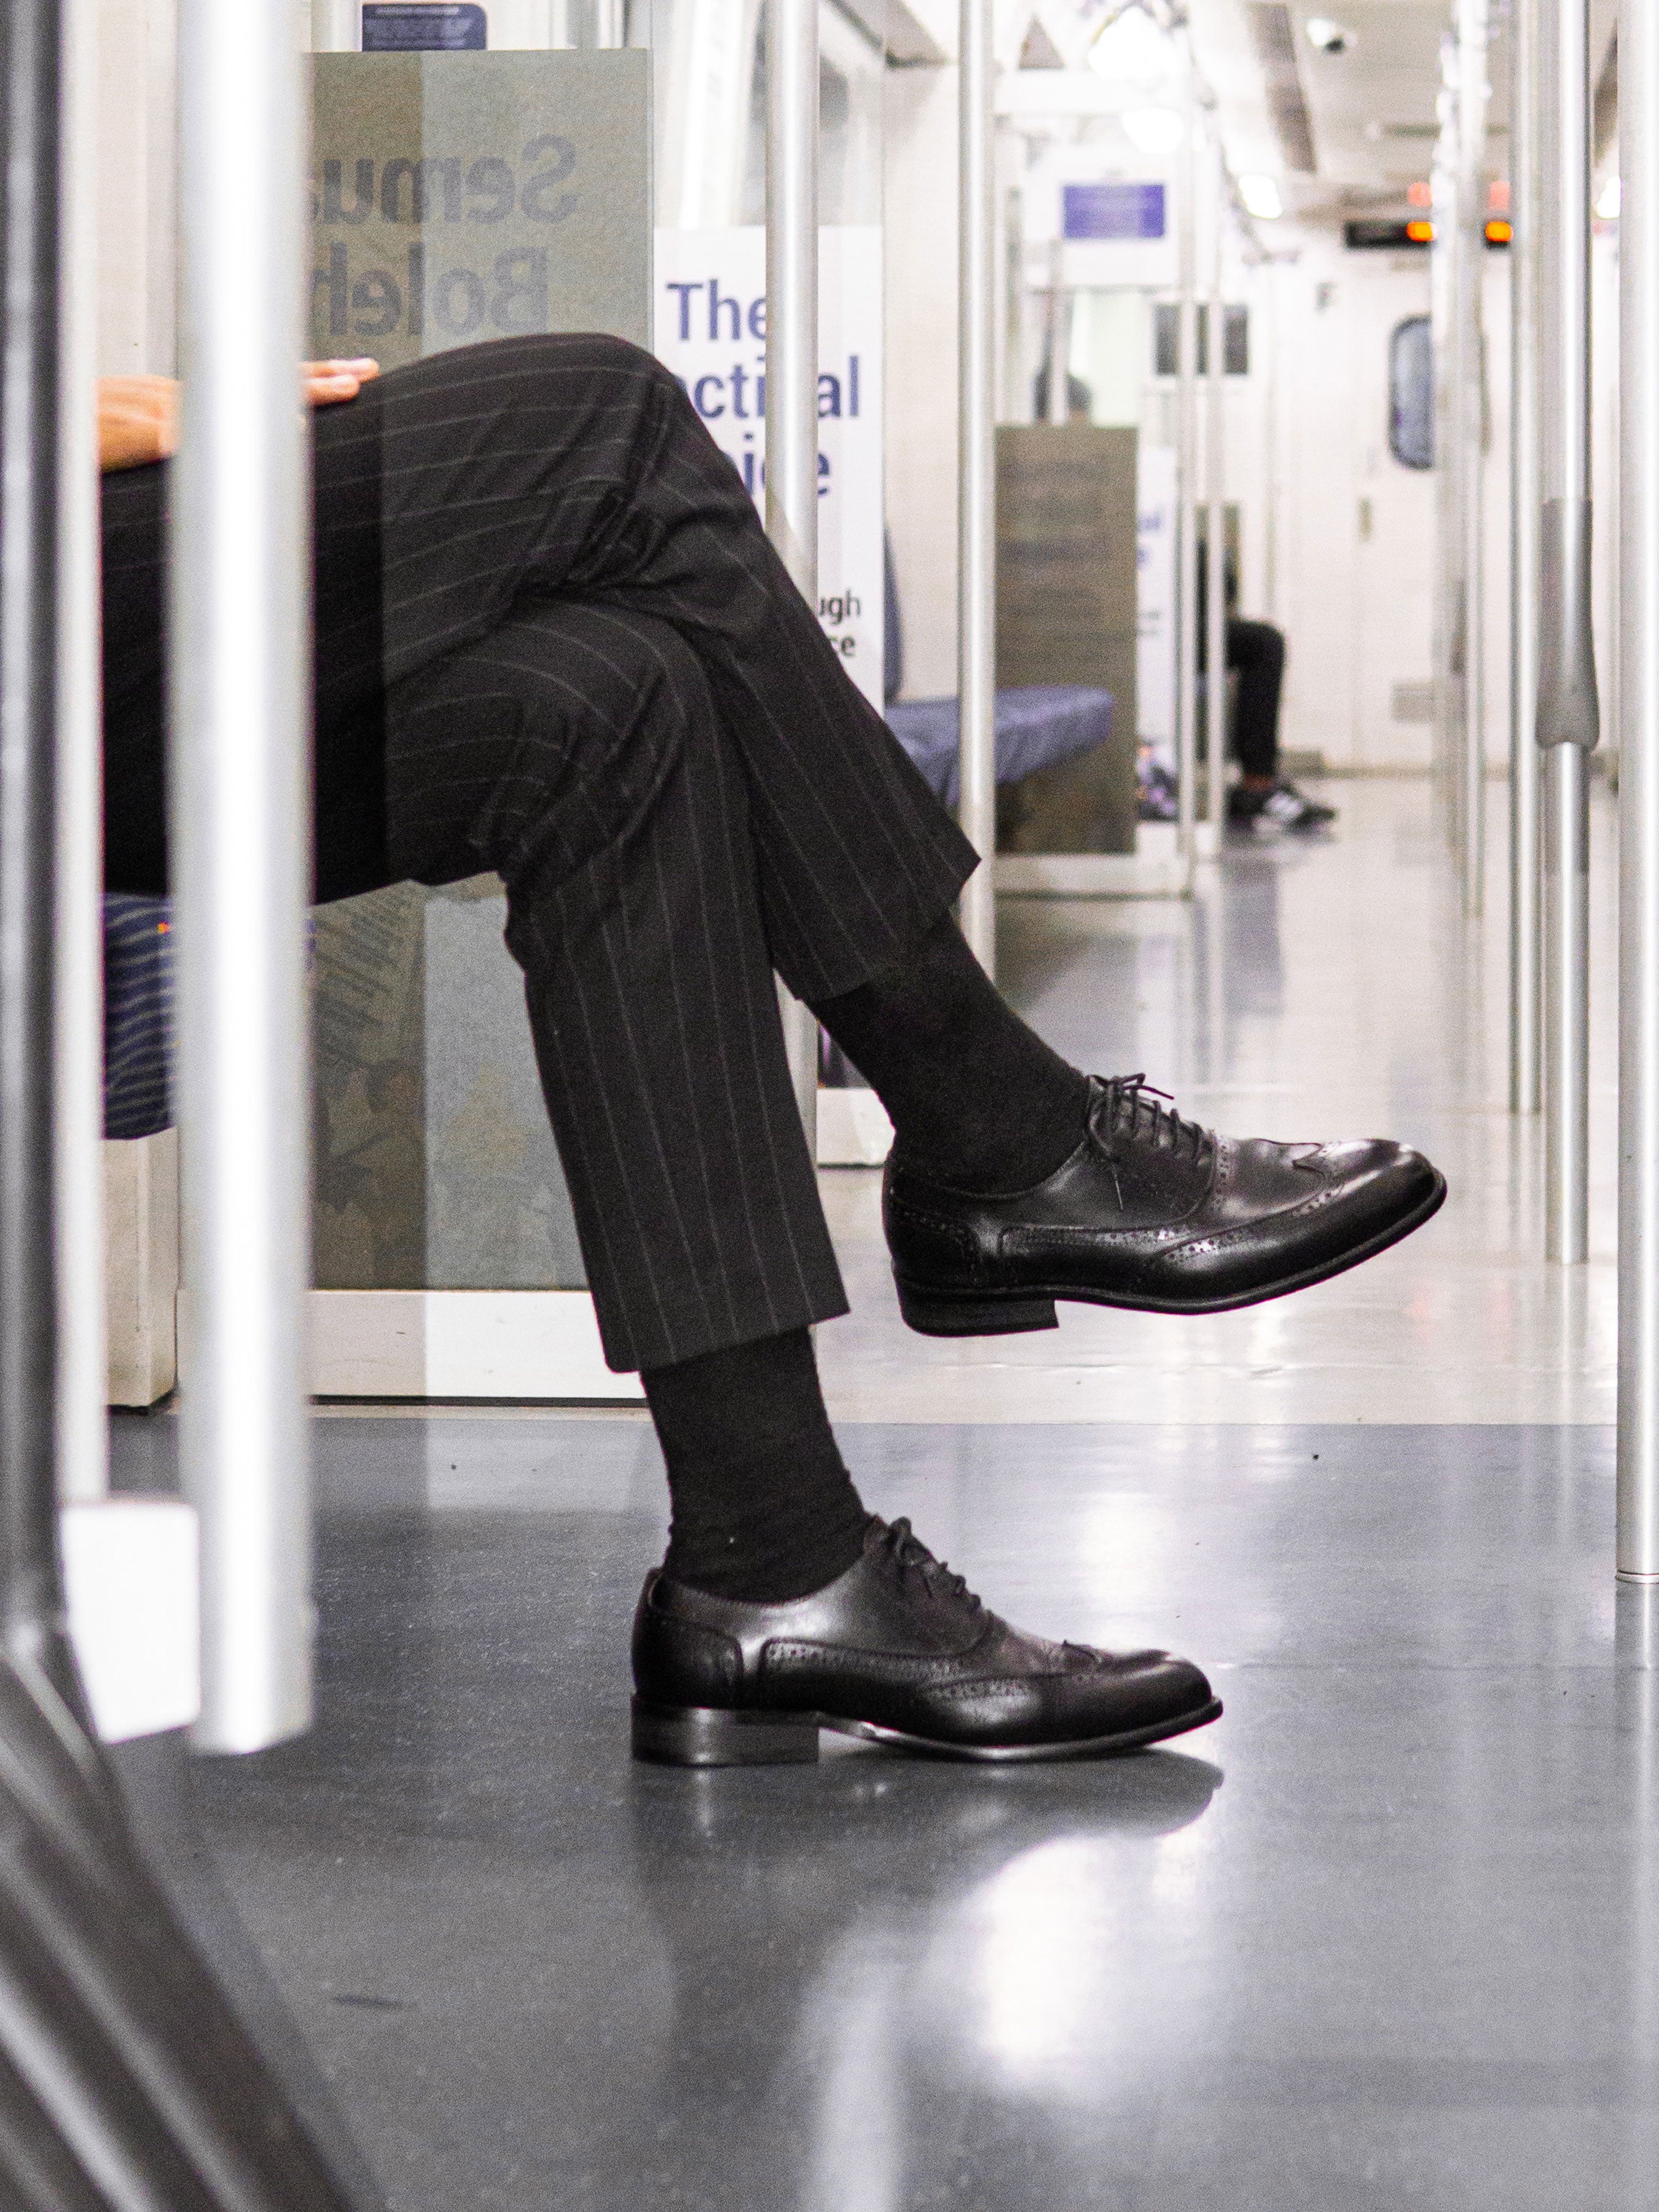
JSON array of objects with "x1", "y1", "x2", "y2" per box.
[{"x1": 987, "y1": 0, "x2": 1622, "y2": 238}]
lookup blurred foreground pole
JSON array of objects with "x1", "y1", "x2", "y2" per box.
[
  {"x1": 55, "y1": 0, "x2": 104, "y2": 1502},
  {"x1": 1535, "y1": 0, "x2": 1598, "y2": 1265},
  {"x1": 1175, "y1": 50, "x2": 1198, "y2": 870},
  {"x1": 0, "y1": 1, "x2": 371, "y2": 2198},
  {"x1": 173, "y1": 0, "x2": 314, "y2": 1747},
  {"x1": 1429, "y1": 46, "x2": 1461, "y2": 849},
  {"x1": 1618, "y1": 0, "x2": 1659, "y2": 1579},
  {"x1": 1204, "y1": 112, "x2": 1226, "y2": 844},
  {"x1": 1509, "y1": 0, "x2": 1542, "y2": 1113},
  {"x1": 958, "y1": 0, "x2": 997, "y2": 973},
  {"x1": 765, "y1": 0, "x2": 822, "y2": 1131},
  {"x1": 1454, "y1": 0, "x2": 1489, "y2": 916}
]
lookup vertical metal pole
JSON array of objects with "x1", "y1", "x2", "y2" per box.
[
  {"x1": 1430, "y1": 90, "x2": 1459, "y2": 843},
  {"x1": 1175, "y1": 57, "x2": 1198, "y2": 866},
  {"x1": 766, "y1": 0, "x2": 822, "y2": 1134},
  {"x1": 55, "y1": 0, "x2": 105, "y2": 1505},
  {"x1": 0, "y1": 0, "x2": 74, "y2": 1700},
  {"x1": 957, "y1": 0, "x2": 997, "y2": 973},
  {"x1": 1618, "y1": 0, "x2": 1659, "y2": 1579},
  {"x1": 174, "y1": 0, "x2": 314, "y2": 1750},
  {"x1": 1536, "y1": 0, "x2": 1597, "y2": 1265},
  {"x1": 1204, "y1": 117, "x2": 1226, "y2": 833},
  {"x1": 1043, "y1": 265, "x2": 1069, "y2": 426},
  {"x1": 1510, "y1": 0, "x2": 1542, "y2": 1113},
  {"x1": 1262, "y1": 263, "x2": 1279, "y2": 622},
  {"x1": 591, "y1": 0, "x2": 626, "y2": 45},
  {"x1": 1457, "y1": 0, "x2": 1489, "y2": 916}
]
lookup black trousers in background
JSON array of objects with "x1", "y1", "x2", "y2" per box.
[
  {"x1": 1196, "y1": 613, "x2": 1285, "y2": 781},
  {"x1": 100, "y1": 334, "x2": 976, "y2": 1372},
  {"x1": 1225, "y1": 619, "x2": 1285, "y2": 780}
]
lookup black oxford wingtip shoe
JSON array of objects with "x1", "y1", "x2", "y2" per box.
[
  {"x1": 630, "y1": 1516, "x2": 1221, "y2": 1767},
  {"x1": 884, "y1": 1073, "x2": 1447, "y2": 1336}
]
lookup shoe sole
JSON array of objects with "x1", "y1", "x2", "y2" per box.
[
  {"x1": 894, "y1": 1169, "x2": 1448, "y2": 1336},
  {"x1": 631, "y1": 1693, "x2": 1223, "y2": 1768}
]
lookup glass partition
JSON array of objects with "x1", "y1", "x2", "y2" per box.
[{"x1": 303, "y1": 2, "x2": 654, "y2": 1320}]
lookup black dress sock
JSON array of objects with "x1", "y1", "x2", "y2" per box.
[
  {"x1": 644, "y1": 1327, "x2": 871, "y2": 1602},
  {"x1": 812, "y1": 911, "x2": 1091, "y2": 1191}
]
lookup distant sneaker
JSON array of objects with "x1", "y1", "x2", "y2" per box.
[
  {"x1": 1137, "y1": 755, "x2": 1180, "y2": 823},
  {"x1": 1228, "y1": 779, "x2": 1337, "y2": 833}
]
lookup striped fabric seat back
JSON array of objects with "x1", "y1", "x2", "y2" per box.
[{"x1": 103, "y1": 895, "x2": 173, "y2": 1141}]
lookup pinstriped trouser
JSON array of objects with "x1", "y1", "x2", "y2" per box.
[{"x1": 100, "y1": 334, "x2": 976, "y2": 1371}]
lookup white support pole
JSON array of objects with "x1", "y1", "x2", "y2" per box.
[
  {"x1": 173, "y1": 0, "x2": 314, "y2": 1749},
  {"x1": 764, "y1": 0, "x2": 822, "y2": 1135},
  {"x1": 1204, "y1": 116, "x2": 1226, "y2": 837},
  {"x1": 1175, "y1": 55, "x2": 1198, "y2": 867},
  {"x1": 1456, "y1": 0, "x2": 1489, "y2": 917},
  {"x1": 1510, "y1": 0, "x2": 1542, "y2": 1113},
  {"x1": 1619, "y1": 0, "x2": 1659, "y2": 1579},
  {"x1": 1430, "y1": 50, "x2": 1461, "y2": 844},
  {"x1": 55, "y1": 0, "x2": 106, "y2": 1504},
  {"x1": 1536, "y1": 0, "x2": 1598, "y2": 1265},
  {"x1": 957, "y1": 0, "x2": 997, "y2": 974},
  {"x1": 592, "y1": 0, "x2": 626, "y2": 46}
]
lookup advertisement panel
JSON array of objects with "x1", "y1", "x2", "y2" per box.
[{"x1": 654, "y1": 226, "x2": 885, "y2": 710}]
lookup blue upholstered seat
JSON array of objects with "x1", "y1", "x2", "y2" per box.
[{"x1": 885, "y1": 686, "x2": 1115, "y2": 808}]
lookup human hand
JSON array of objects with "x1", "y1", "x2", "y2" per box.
[
  {"x1": 98, "y1": 359, "x2": 382, "y2": 473},
  {"x1": 97, "y1": 375, "x2": 179, "y2": 472},
  {"x1": 303, "y1": 358, "x2": 380, "y2": 406}
]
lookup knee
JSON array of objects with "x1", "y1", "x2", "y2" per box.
[{"x1": 512, "y1": 331, "x2": 687, "y2": 417}]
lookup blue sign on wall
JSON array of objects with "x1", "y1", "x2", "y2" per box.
[
  {"x1": 362, "y1": 4, "x2": 488, "y2": 51},
  {"x1": 1062, "y1": 181, "x2": 1167, "y2": 242}
]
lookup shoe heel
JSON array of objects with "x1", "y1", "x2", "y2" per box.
[
  {"x1": 894, "y1": 1280, "x2": 1059, "y2": 1338},
  {"x1": 630, "y1": 1699, "x2": 820, "y2": 1768}
]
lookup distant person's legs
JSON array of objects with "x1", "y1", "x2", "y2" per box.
[{"x1": 1225, "y1": 617, "x2": 1336, "y2": 832}]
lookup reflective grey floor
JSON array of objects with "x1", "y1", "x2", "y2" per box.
[
  {"x1": 114, "y1": 1409, "x2": 1659, "y2": 2212},
  {"x1": 114, "y1": 782, "x2": 1654, "y2": 2209}
]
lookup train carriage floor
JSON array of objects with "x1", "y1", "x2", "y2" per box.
[{"x1": 113, "y1": 774, "x2": 1657, "y2": 2212}]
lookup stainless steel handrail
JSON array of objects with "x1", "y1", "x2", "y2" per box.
[
  {"x1": 55, "y1": 0, "x2": 105, "y2": 1505},
  {"x1": 1175, "y1": 50, "x2": 1198, "y2": 868},
  {"x1": 1618, "y1": 0, "x2": 1659, "y2": 1580},
  {"x1": 1204, "y1": 112, "x2": 1226, "y2": 842},
  {"x1": 1536, "y1": 0, "x2": 1598, "y2": 1266},
  {"x1": 1509, "y1": 0, "x2": 1542, "y2": 1115},
  {"x1": 764, "y1": 0, "x2": 822, "y2": 1134},
  {"x1": 957, "y1": 0, "x2": 997, "y2": 975},
  {"x1": 173, "y1": 0, "x2": 314, "y2": 1750},
  {"x1": 1455, "y1": 0, "x2": 1489, "y2": 917}
]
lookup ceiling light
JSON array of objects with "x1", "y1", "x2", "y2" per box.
[
  {"x1": 1087, "y1": 7, "x2": 1176, "y2": 84},
  {"x1": 1597, "y1": 175, "x2": 1622, "y2": 219},
  {"x1": 1121, "y1": 106, "x2": 1185, "y2": 156},
  {"x1": 1304, "y1": 17, "x2": 1355, "y2": 54},
  {"x1": 1237, "y1": 173, "x2": 1284, "y2": 220}
]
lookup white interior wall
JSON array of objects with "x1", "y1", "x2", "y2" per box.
[
  {"x1": 96, "y1": 0, "x2": 176, "y2": 377},
  {"x1": 882, "y1": 61, "x2": 960, "y2": 699}
]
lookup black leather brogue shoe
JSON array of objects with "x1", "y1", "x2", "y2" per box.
[
  {"x1": 884, "y1": 1073, "x2": 1446, "y2": 1336},
  {"x1": 630, "y1": 1516, "x2": 1220, "y2": 1767}
]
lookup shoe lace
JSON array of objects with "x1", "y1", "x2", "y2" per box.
[
  {"x1": 1096, "y1": 1075, "x2": 1211, "y2": 1170},
  {"x1": 882, "y1": 1518, "x2": 981, "y2": 1614}
]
